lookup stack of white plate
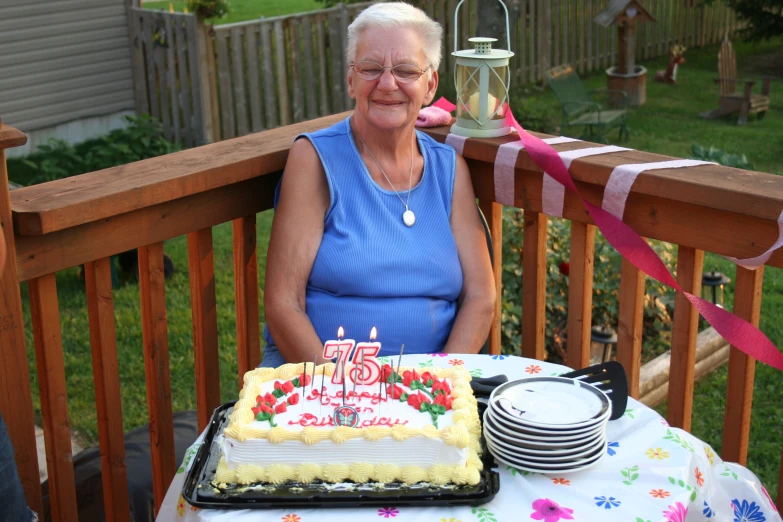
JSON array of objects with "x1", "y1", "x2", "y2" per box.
[{"x1": 483, "y1": 376, "x2": 611, "y2": 474}]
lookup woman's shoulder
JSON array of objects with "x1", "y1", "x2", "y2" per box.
[
  {"x1": 416, "y1": 129, "x2": 457, "y2": 162},
  {"x1": 298, "y1": 117, "x2": 350, "y2": 142}
]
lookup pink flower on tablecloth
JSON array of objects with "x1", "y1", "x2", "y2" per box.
[
  {"x1": 429, "y1": 353, "x2": 449, "y2": 357},
  {"x1": 530, "y1": 498, "x2": 574, "y2": 521},
  {"x1": 378, "y1": 507, "x2": 399, "y2": 518},
  {"x1": 762, "y1": 485, "x2": 779, "y2": 512},
  {"x1": 663, "y1": 501, "x2": 688, "y2": 522},
  {"x1": 525, "y1": 364, "x2": 542, "y2": 374},
  {"x1": 448, "y1": 358, "x2": 464, "y2": 366}
]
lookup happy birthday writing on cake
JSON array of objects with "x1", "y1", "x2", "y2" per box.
[
  {"x1": 305, "y1": 387, "x2": 389, "y2": 406},
  {"x1": 287, "y1": 413, "x2": 409, "y2": 428}
]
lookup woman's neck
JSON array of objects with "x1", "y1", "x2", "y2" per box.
[{"x1": 350, "y1": 115, "x2": 417, "y2": 165}]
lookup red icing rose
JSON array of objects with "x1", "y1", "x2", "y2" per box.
[
  {"x1": 251, "y1": 406, "x2": 260, "y2": 415},
  {"x1": 386, "y1": 384, "x2": 404, "y2": 399},
  {"x1": 407, "y1": 392, "x2": 430, "y2": 410},
  {"x1": 282, "y1": 381, "x2": 295, "y2": 394},
  {"x1": 380, "y1": 364, "x2": 394, "y2": 382},
  {"x1": 256, "y1": 395, "x2": 263, "y2": 403},
  {"x1": 287, "y1": 393, "x2": 300, "y2": 405},
  {"x1": 299, "y1": 373, "x2": 312, "y2": 386},
  {"x1": 434, "y1": 393, "x2": 453, "y2": 410},
  {"x1": 402, "y1": 369, "x2": 420, "y2": 387},
  {"x1": 274, "y1": 381, "x2": 283, "y2": 391},
  {"x1": 420, "y1": 371, "x2": 434, "y2": 385},
  {"x1": 432, "y1": 380, "x2": 451, "y2": 396},
  {"x1": 263, "y1": 393, "x2": 276, "y2": 405},
  {"x1": 275, "y1": 402, "x2": 287, "y2": 414},
  {"x1": 259, "y1": 404, "x2": 273, "y2": 414}
]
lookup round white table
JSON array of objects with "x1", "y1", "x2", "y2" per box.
[{"x1": 156, "y1": 354, "x2": 780, "y2": 522}]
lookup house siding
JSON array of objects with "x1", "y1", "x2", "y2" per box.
[{"x1": 0, "y1": 0, "x2": 136, "y2": 135}]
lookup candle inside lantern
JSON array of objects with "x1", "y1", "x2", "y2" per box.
[
  {"x1": 468, "y1": 91, "x2": 497, "y2": 122},
  {"x1": 323, "y1": 326, "x2": 355, "y2": 385}
]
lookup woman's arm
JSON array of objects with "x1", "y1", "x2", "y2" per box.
[
  {"x1": 443, "y1": 154, "x2": 496, "y2": 354},
  {"x1": 264, "y1": 138, "x2": 331, "y2": 364}
]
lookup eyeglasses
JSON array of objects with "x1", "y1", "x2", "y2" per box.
[{"x1": 350, "y1": 61, "x2": 429, "y2": 83}]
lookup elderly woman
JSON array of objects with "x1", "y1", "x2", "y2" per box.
[{"x1": 262, "y1": 2, "x2": 495, "y2": 367}]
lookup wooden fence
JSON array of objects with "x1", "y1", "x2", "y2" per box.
[
  {"x1": 130, "y1": 0, "x2": 740, "y2": 144},
  {"x1": 127, "y1": 7, "x2": 215, "y2": 147}
]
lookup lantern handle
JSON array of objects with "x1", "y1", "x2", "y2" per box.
[{"x1": 453, "y1": 0, "x2": 512, "y2": 54}]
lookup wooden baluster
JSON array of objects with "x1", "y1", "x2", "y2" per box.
[
  {"x1": 84, "y1": 257, "x2": 130, "y2": 522},
  {"x1": 721, "y1": 265, "x2": 763, "y2": 465},
  {"x1": 616, "y1": 257, "x2": 645, "y2": 398},
  {"x1": 233, "y1": 216, "x2": 260, "y2": 386},
  {"x1": 667, "y1": 246, "x2": 704, "y2": 431},
  {"x1": 522, "y1": 211, "x2": 547, "y2": 360},
  {"x1": 28, "y1": 274, "x2": 78, "y2": 522},
  {"x1": 778, "y1": 447, "x2": 783, "y2": 512},
  {"x1": 0, "y1": 132, "x2": 43, "y2": 515},
  {"x1": 566, "y1": 222, "x2": 596, "y2": 369},
  {"x1": 479, "y1": 200, "x2": 503, "y2": 356},
  {"x1": 188, "y1": 228, "x2": 221, "y2": 430},
  {"x1": 138, "y1": 243, "x2": 175, "y2": 513}
]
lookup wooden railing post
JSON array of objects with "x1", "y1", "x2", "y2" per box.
[
  {"x1": 233, "y1": 216, "x2": 261, "y2": 384},
  {"x1": 0, "y1": 121, "x2": 43, "y2": 516},
  {"x1": 188, "y1": 228, "x2": 221, "y2": 430},
  {"x1": 478, "y1": 200, "x2": 503, "y2": 356},
  {"x1": 566, "y1": 221, "x2": 596, "y2": 369},
  {"x1": 138, "y1": 242, "x2": 175, "y2": 513},
  {"x1": 84, "y1": 257, "x2": 131, "y2": 522},
  {"x1": 667, "y1": 246, "x2": 704, "y2": 431},
  {"x1": 522, "y1": 211, "x2": 547, "y2": 360},
  {"x1": 722, "y1": 265, "x2": 763, "y2": 465},
  {"x1": 616, "y1": 257, "x2": 645, "y2": 398},
  {"x1": 29, "y1": 274, "x2": 79, "y2": 521}
]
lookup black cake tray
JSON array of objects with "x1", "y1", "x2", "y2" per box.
[{"x1": 182, "y1": 401, "x2": 500, "y2": 510}]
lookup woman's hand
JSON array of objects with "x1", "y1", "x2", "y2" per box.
[
  {"x1": 444, "y1": 154, "x2": 496, "y2": 354},
  {"x1": 264, "y1": 138, "x2": 332, "y2": 364}
]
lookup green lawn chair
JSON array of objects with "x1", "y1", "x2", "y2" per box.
[{"x1": 545, "y1": 65, "x2": 630, "y2": 143}]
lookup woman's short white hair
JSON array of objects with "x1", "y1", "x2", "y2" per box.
[{"x1": 346, "y1": 2, "x2": 443, "y2": 72}]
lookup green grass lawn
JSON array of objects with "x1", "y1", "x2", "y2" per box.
[
  {"x1": 13, "y1": 36, "x2": 782, "y2": 498},
  {"x1": 140, "y1": 0, "x2": 325, "y2": 23}
]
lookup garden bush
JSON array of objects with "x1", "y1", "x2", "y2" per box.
[
  {"x1": 499, "y1": 210, "x2": 676, "y2": 363},
  {"x1": 8, "y1": 114, "x2": 179, "y2": 186}
]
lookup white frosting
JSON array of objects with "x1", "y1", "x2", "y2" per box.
[{"x1": 220, "y1": 436, "x2": 468, "y2": 468}]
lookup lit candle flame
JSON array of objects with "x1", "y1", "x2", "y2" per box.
[
  {"x1": 370, "y1": 327, "x2": 377, "y2": 341},
  {"x1": 337, "y1": 326, "x2": 344, "y2": 339}
]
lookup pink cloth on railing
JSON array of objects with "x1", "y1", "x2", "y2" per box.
[{"x1": 416, "y1": 106, "x2": 452, "y2": 127}]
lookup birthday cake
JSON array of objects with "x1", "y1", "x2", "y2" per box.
[{"x1": 216, "y1": 362, "x2": 483, "y2": 486}]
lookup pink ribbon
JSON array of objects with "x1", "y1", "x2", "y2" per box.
[{"x1": 497, "y1": 109, "x2": 783, "y2": 371}]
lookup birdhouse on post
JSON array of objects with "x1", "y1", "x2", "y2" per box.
[{"x1": 595, "y1": 0, "x2": 656, "y2": 107}]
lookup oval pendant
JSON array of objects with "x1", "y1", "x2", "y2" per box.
[{"x1": 403, "y1": 209, "x2": 416, "y2": 227}]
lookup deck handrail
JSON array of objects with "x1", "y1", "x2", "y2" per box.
[{"x1": 0, "y1": 114, "x2": 781, "y2": 520}]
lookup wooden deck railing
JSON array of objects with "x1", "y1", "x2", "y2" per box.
[{"x1": 1, "y1": 112, "x2": 782, "y2": 520}]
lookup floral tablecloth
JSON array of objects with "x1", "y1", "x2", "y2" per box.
[{"x1": 156, "y1": 354, "x2": 780, "y2": 522}]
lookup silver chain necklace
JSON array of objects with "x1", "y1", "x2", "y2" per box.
[{"x1": 357, "y1": 132, "x2": 416, "y2": 227}]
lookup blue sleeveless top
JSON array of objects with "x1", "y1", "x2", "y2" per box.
[{"x1": 262, "y1": 117, "x2": 462, "y2": 365}]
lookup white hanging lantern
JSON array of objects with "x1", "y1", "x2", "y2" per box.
[{"x1": 451, "y1": 0, "x2": 514, "y2": 138}]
